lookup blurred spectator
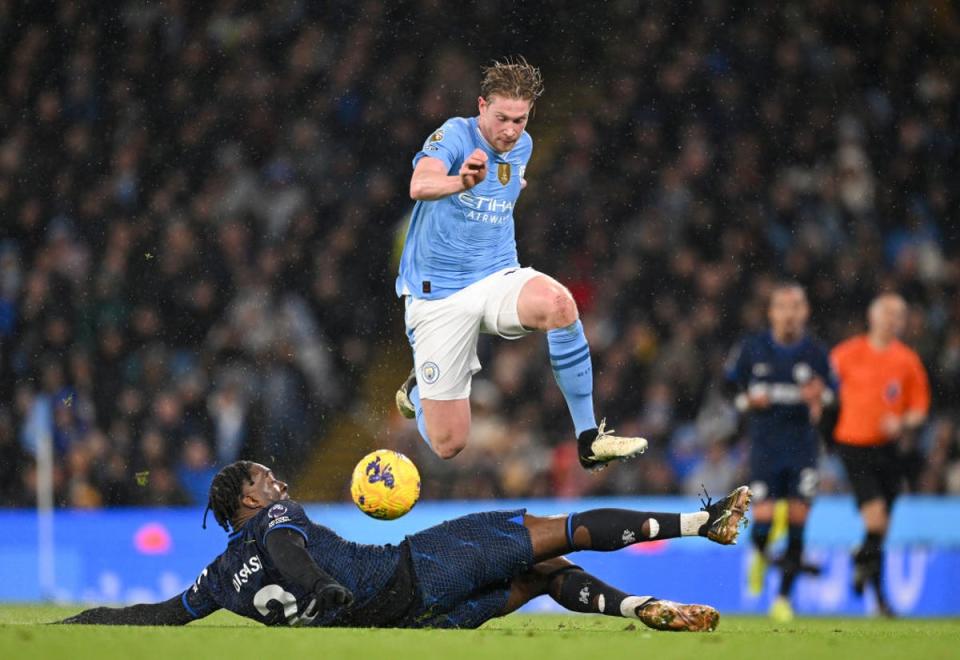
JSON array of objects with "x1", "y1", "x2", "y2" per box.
[
  {"x1": 1, "y1": 1, "x2": 958, "y2": 506},
  {"x1": 684, "y1": 440, "x2": 741, "y2": 498},
  {"x1": 0, "y1": 407, "x2": 29, "y2": 505},
  {"x1": 177, "y1": 436, "x2": 218, "y2": 505}
]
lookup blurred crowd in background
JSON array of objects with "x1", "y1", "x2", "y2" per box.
[{"x1": 1, "y1": 1, "x2": 958, "y2": 507}]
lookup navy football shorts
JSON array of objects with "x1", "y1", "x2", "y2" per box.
[
  {"x1": 750, "y1": 441, "x2": 819, "y2": 501},
  {"x1": 402, "y1": 509, "x2": 534, "y2": 629}
]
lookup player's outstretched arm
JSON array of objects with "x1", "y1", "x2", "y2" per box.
[
  {"x1": 57, "y1": 594, "x2": 200, "y2": 625},
  {"x1": 263, "y1": 527, "x2": 354, "y2": 623},
  {"x1": 409, "y1": 150, "x2": 487, "y2": 201}
]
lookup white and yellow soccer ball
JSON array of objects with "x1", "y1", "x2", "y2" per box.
[{"x1": 350, "y1": 450, "x2": 421, "y2": 520}]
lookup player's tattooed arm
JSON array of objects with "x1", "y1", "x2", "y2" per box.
[{"x1": 57, "y1": 594, "x2": 196, "y2": 625}]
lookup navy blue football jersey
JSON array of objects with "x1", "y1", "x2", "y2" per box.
[
  {"x1": 180, "y1": 500, "x2": 401, "y2": 626},
  {"x1": 724, "y1": 331, "x2": 834, "y2": 446}
]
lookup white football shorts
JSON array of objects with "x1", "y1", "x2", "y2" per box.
[{"x1": 404, "y1": 267, "x2": 542, "y2": 400}]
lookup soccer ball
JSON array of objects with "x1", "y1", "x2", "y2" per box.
[{"x1": 350, "y1": 450, "x2": 421, "y2": 520}]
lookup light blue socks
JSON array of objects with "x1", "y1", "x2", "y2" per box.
[{"x1": 547, "y1": 320, "x2": 598, "y2": 436}]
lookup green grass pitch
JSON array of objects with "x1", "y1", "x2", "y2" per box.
[{"x1": 2, "y1": 606, "x2": 958, "y2": 660}]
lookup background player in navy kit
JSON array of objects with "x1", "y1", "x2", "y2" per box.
[
  {"x1": 394, "y1": 58, "x2": 647, "y2": 470},
  {"x1": 60, "y1": 461, "x2": 751, "y2": 631},
  {"x1": 724, "y1": 283, "x2": 834, "y2": 622}
]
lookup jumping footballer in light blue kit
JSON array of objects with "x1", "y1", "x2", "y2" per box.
[{"x1": 394, "y1": 58, "x2": 647, "y2": 470}]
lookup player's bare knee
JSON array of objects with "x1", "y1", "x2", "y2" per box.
[
  {"x1": 502, "y1": 569, "x2": 551, "y2": 615},
  {"x1": 752, "y1": 500, "x2": 775, "y2": 522},
  {"x1": 433, "y1": 442, "x2": 464, "y2": 460},
  {"x1": 430, "y1": 430, "x2": 468, "y2": 459},
  {"x1": 860, "y1": 498, "x2": 889, "y2": 531},
  {"x1": 547, "y1": 289, "x2": 578, "y2": 329}
]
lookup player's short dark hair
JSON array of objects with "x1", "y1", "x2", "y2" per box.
[
  {"x1": 480, "y1": 56, "x2": 544, "y2": 103},
  {"x1": 204, "y1": 461, "x2": 255, "y2": 532}
]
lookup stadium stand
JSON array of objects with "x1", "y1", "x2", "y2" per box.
[{"x1": 1, "y1": 1, "x2": 957, "y2": 506}]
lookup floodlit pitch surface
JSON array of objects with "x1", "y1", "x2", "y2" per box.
[{"x1": 1, "y1": 607, "x2": 958, "y2": 660}]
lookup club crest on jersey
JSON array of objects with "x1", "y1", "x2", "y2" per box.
[
  {"x1": 421, "y1": 361, "x2": 440, "y2": 385},
  {"x1": 497, "y1": 162, "x2": 511, "y2": 185},
  {"x1": 268, "y1": 504, "x2": 287, "y2": 519},
  {"x1": 430, "y1": 129, "x2": 444, "y2": 142}
]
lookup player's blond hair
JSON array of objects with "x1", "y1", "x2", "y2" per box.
[{"x1": 480, "y1": 56, "x2": 544, "y2": 103}]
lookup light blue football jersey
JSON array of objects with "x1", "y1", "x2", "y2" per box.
[{"x1": 396, "y1": 116, "x2": 532, "y2": 300}]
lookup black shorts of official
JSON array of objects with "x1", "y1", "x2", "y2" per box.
[{"x1": 836, "y1": 442, "x2": 902, "y2": 509}]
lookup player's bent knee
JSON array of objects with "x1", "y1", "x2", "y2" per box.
[
  {"x1": 432, "y1": 439, "x2": 466, "y2": 460},
  {"x1": 520, "y1": 277, "x2": 579, "y2": 331},
  {"x1": 427, "y1": 426, "x2": 469, "y2": 459},
  {"x1": 751, "y1": 499, "x2": 776, "y2": 521},
  {"x1": 421, "y1": 399, "x2": 470, "y2": 458},
  {"x1": 550, "y1": 290, "x2": 579, "y2": 329},
  {"x1": 538, "y1": 285, "x2": 577, "y2": 330},
  {"x1": 787, "y1": 499, "x2": 811, "y2": 525},
  {"x1": 501, "y1": 565, "x2": 556, "y2": 615},
  {"x1": 860, "y1": 499, "x2": 889, "y2": 532}
]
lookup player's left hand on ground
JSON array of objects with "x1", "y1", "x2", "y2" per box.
[
  {"x1": 318, "y1": 583, "x2": 354, "y2": 609},
  {"x1": 300, "y1": 583, "x2": 354, "y2": 622}
]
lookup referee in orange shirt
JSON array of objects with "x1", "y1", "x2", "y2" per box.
[{"x1": 830, "y1": 293, "x2": 931, "y2": 616}]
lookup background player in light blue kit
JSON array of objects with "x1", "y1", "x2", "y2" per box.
[
  {"x1": 395, "y1": 58, "x2": 647, "y2": 470},
  {"x1": 723, "y1": 283, "x2": 835, "y2": 621}
]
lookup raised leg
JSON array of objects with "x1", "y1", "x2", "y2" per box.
[{"x1": 523, "y1": 486, "x2": 751, "y2": 562}]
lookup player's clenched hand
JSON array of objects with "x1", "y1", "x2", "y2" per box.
[
  {"x1": 317, "y1": 584, "x2": 354, "y2": 609},
  {"x1": 459, "y1": 148, "x2": 488, "y2": 190},
  {"x1": 263, "y1": 583, "x2": 354, "y2": 627},
  {"x1": 299, "y1": 583, "x2": 354, "y2": 622},
  {"x1": 287, "y1": 584, "x2": 354, "y2": 627}
]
